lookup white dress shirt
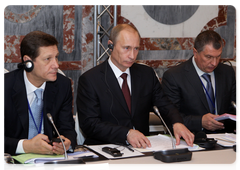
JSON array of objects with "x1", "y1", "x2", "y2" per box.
[
  {"x1": 192, "y1": 57, "x2": 218, "y2": 115},
  {"x1": 108, "y1": 57, "x2": 132, "y2": 94},
  {"x1": 16, "y1": 70, "x2": 46, "y2": 154}
]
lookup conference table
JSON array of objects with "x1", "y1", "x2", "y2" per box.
[
  {"x1": 84, "y1": 145, "x2": 237, "y2": 170},
  {"x1": 19, "y1": 148, "x2": 240, "y2": 170}
]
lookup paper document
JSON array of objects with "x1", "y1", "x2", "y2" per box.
[
  {"x1": 12, "y1": 147, "x2": 98, "y2": 164},
  {"x1": 214, "y1": 113, "x2": 236, "y2": 121},
  {"x1": 207, "y1": 133, "x2": 236, "y2": 147},
  {"x1": 86, "y1": 144, "x2": 144, "y2": 159},
  {"x1": 68, "y1": 150, "x2": 99, "y2": 159},
  {"x1": 145, "y1": 134, "x2": 201, "y2": 151},
  {"x1": 12, "y1": 153, "x2": 64, "y2": 164}
]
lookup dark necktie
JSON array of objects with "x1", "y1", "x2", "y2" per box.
[
  {"x1": 120, "y1": 73, "x2": 131, "y2": 113},
  {"x1": 28, "y1": 89, "x2": 43, "y2": 139},
  {"x1": 202, "y1": 73, "x2": 215, "y2": 114}
]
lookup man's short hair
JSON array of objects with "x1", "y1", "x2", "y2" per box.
[
  {"x1": 194, "y1": 30, "x2": 223, "y2": 53},
  {"x1": 20, "y1": 31, "x2": 58, "y2": 62},
  {"x1": 109, "y1": 24, "x2": 141, "y2": 44}
]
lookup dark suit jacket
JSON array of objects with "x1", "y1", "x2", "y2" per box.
[
  {"x1": 162, "y1": 57, "x2": 236, "y2": 133},
  {"x1": 77, "y1": 60, "x2": 183, "y2": 145},
  {"x1": 4, "y1": 69, "x2": 77, "y2": 155}
]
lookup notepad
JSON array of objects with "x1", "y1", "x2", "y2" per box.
[{"x1": 12, "y1": 153, "x2": 64, "y2": 164}]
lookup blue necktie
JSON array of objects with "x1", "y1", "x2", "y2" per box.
[
  {"x1": 28, "y1": 89, "x2": 43, "y2": 139},
  {"x1": 202, "y1": 73, "x2": 215, "y2": 114}
]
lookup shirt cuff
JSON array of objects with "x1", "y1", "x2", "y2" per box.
[{"x1": 16, "y1": 139, "x2": 26, "y2": 154}]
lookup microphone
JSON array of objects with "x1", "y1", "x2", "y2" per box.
[
  {"x1": 153, "y1": 106, "x2": 176, "y2": 149},
  {"x1": 45, "y1": 113, "x2": 85, "y2": 164},
  {"x1": 152, "y1": 106, "x2": 192, "y2": 163},
  {"x1": 47, "y1": 113, "x2": 68, "y2": 159},
  {"x1": 231, "y1": 101, "x2": 236, "y2": 109}
]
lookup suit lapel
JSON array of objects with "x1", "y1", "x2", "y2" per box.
[
  {"x1": 184, "y1": 58, "x2": 210, "y2": 111},
  {"x1": 101, "y1": 61, "x2": 130, "y2": 115},
  {"x1": 43, "y1": 80, "x2": 58, "y2": 137},
  {"x1": 12, "y1": 70, "x2": 29, "y2": 137},
  {"x1": 214, "y1": 66, "x2": 223, "y2": 113},
  {"x1": 130, "y1": 64, "x2": 141, "y2": 117}
]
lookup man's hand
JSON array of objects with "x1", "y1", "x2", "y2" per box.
[
  {"x1": 127, "y1": 129, "x2": 151, "y2": 148},
  {"x1": 23, "y1": 134, "x2": 53, "y2": 154},
  {"x1": 52, "y1": 136, "x2": 71, "y2": 155},
  {"x1": 173, "y1": 123, "x2": 194, "y2": 147},
  {"x1": 202, "y1": 113, "x2": 224, "y2": 131}
]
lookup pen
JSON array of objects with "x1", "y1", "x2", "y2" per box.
[
  {"x1": 126, "y1": 146, "x2": 134, "y2": 152},
  {"x1": 115, "y1": 143, "x2": 134, "y2": 152}
]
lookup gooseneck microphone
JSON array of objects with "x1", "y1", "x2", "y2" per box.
[
  {"x1": 47, "y1": 113, "x2": 68, "y2": 159},
  {"x1": 231, "y1": 101, "x2": 240, "y2": 114},
  {"x1": 152, "y1": 106, "x2": 192, "y2": 163},
  {"x1": 45, "y1": 113, "x2": 85, "y2": 164},
  {"x1": 153, "y1": 106, "x2": 176, "y2": 149}
]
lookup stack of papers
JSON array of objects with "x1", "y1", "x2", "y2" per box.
[
  {"x1": 207, "y1": 133, "x2": 236, "y2": 147},
  {"x1": 12, "y1": 154, "x2": 64, "y2": 164},
  {"x1": 145, "y1": 134, "x2": 201, "y2": 151},
  {"x1": 12, "y1": 149, "x2": 98, "y2": 164}
]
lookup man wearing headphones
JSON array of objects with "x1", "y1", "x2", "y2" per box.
[
  {"x1": 77, "y1": 24, "x2": 194, "y2": 148},
  {"x1": 4, "y1": 31, "x2": 77, "y2": 155}
]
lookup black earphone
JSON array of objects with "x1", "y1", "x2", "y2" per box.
[
  {"x1": 108, "y1": 43, "x2": 114, "y2": 50},
  {"x1": 17, "y1": 60, "x2": 34, "y2": 72}
]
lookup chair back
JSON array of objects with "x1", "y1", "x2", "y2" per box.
[{"x1": 0, "y1": 67, "x2": 9, "y2": 75}]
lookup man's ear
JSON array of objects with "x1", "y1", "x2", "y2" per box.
[
  {"x1": 23, "y1": 55, "x2": 32, "y2": 62},
  {"x1": 108, "y1": 40, "x2": 114, "y2": 51},
  {"x1": 193, "y1": 48, "x2": 198, "y2": 58}
]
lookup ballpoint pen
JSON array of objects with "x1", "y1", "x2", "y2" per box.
[
  {"x1": 125, "y1": 145, "x2": 134, "y2": 152},
  {"x1": 115, "y1": 143, "x2": 134, "y2": 152}
]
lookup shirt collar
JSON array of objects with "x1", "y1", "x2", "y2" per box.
[
  {"x1": 108, "y1": 57, "x2": 130, "y2": 78},
  {"x1": 192, "y1": 56, "x2": 214, "y2": 77},
  {"x1": 24, "y1": 70, "x2": 46, "y2": 97}
]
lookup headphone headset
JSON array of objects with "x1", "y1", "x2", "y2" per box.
[
  {"x1": 17, "y1": 60, "x2": 34, "y2": 72},
  {"x1": 108, "y1": 43, "x2": 114, "y2": 50}
]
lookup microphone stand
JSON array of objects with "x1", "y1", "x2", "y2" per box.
[
  {"x1": 47, "y1": 113, "x2": 68, "y2": 159},
  {"x1": 152, "y1": 106, "x2": 192, "y2": 163},
  {"x1": 153, "y1": 106, "x2": 176, "y2": 149},
  {"x1": 45, "y1": 113, "x2": 85, "y2": 164}
]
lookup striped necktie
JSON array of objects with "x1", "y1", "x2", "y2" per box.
[{"x1": 28, "y1": 89, "x2": 43, "y2": 139}]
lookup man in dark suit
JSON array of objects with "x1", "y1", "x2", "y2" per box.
[
  {"x1": 162, "y1": 30, "x2": 236, "y2": 133},
  {"x1": 77, "y1": 24, "x2": 194, "y2": 148},
  {"x1": 4, "y1": 31, "x2": 77, "y2": 155}
]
